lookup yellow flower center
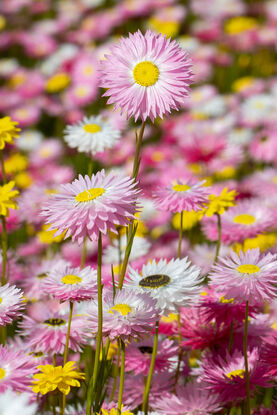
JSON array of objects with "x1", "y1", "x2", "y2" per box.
[
  {"x1": 61, "y1": 274, "x2": 82, "y2": 285},
  {"x1": 219, "y1": 295, "x2": 234, "y2": 304},
  {"x1": 45, "y1": 73, "x2": 70, "y2": 93},
  {"x1": 109, "y1": 303, "x2": 132, "y2": 316},
  {"x1": 133, "y1": 61, "x2": 159, "y2": 87},
  {"x1": 172, "y1": 184, "x2": 191, "y2": 192},
  {"x1": 75, "y1": 188, "x2": 105, "y2": 203},
  {"x1": 0, "y1": 297, "x2": 2, "y2": 304},
  {"x1": 237, "y1": 264, "x2": 260, "y2": 274},
  {"x1": 226, "y1": 369, "x2": 245, "y2": 379},
  {"x1": 83, "y1": 124, "x2": 101, "y2": 133},
  {"x1": 233, "y1": 214, "x2": 256, "y2": 225},
  {"x1": 0, "y1": 368, "x2": 6, "y2": 380}
]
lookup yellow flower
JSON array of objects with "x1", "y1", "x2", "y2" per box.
[
  {"x1": 148, "y1": 16, "x2": 180, "y2": 38},
  {"x1": 172, "y1": 210, "x2": 203, "y2": 231},
  {"x1": 204, "y1": 188, "x2": 237, "y2": 217},
  {"x1": 233, "y1": 233, "x2": 277, "y2": 254},
  {"x1": 4, "y1": 153, "x2": 28, "y2": 175},
  {"x1": 225, "y1": 16, "x2": 258, "y2": 35},
  {"x1": 32, "y1": 361, "x2": 85, "y2": 395},
  {"x1": 45, "y1": 73, "x2": 70, "y2": 93},
  {"x1": 100, "y1": 406, "x2": 133, "y2": 415},
  {"x1": 0, "y1": 117, "x2": 21, "y2": 150},
  {"x1": 0, "y1": 181, "x2": 19, "y2": 216},
  {"x1": 37, "y1": 224, "x2": 66, "y2": 244}
]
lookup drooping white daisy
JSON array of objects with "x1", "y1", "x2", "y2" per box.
[
  {"x1": 63, "y1": 115, "x2": 120, "y2": 155},
  {"x1": 126, "y1": 258, "x2": 202, "y2": 315}
]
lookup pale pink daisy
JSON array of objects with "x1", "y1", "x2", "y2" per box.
[
  {"x1": 0, "y1": 284, "x2": 25, "y2": 326},
  {"x1": 41, "y1": 264, "x2": 98, "y2": 301},
  {"x1": 153, "y1": 381, "x2": 222, "y2": 415},
  {"x1": 0, "y1": 346, "x2": 37, "y2": 393},
  {"x1": 199, "y1": 348, "x2": 270, "y2": 402},
  {"x1": 125, "y1": 338, "x2": 178, "y2": 375},
  {"x1": 100, "y1": 30, "x2": 193, "y2": 122},
  {"x1": 153, "y1": 179, "x2": 210, "y2": 212},
  {"x1": 209, "y1": 249, "x2": 277, "y2": 305},
  {"x1": 41, "y1": 170, "x2": 139, "y2": 244},
  {"x1": 87, "y1": 287, "x2": 159, "y2": 341}
]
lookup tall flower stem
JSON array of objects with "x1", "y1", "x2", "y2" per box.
[
  {"x1": 0, "y1": 151, "x2": 6, "y2": 184},
  {"x1": 177, "y1": 211, "x2": 184, "y2": 259},
  {"x1": 243, "y1": 301, "x2": 250, "y2": 415},
  {"x1": 86, "y1": 232, "x2": 102, "y2": 415},
  {"x1": 132, "y1": 121, "x2": 146, "y2": 181},
  {"x1": 110, "y1": 342, "x2": 120, "y2": 402},
  {"x1": 142, "y1": 320, "x2": 159, "y2": 415},
  {"x1": 81, "y1": 237, "x2": 87, "y2": 269},
  {"x1": 117, "y1": 339, "x2": 125, "y2": 415},
  {"x1": 214, "y1": 213, "x2": 221, "y2": 264},
  {"x1": 0, "y1": 151, "x2": 7, "y2": 286},
  {"x1": 63, "y1": 301, "x2": 73, "y2": 365}
]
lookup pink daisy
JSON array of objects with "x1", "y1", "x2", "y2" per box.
[
  {"x1": 199, "y1": 348, "x2": 270, "y2": 403},
  {"x1": 87, "y1": 287, "x2": 159, "y2": 341},
  {"x1": 124, "y1": 338, "x2": 178, "y2": 375},
  {"x1": 100, "y1": 30, "x2": 193, "y2": 122},
  {"x1": 41, "y1": 170, "x2": 139, "y2": 244},
  {"x1": 41, "y1": 264, "x2": 98, "y2": 302},
  {"x1": 19, "y1": 301, "x2": 88, "y2": 355},
  {"x1": 0, "y1": 345, "x2": 37, "y2": 393},
  {"x1": 202, "y1": 199, "x2": 274, "y2": 244},
  {"x1": 153, "y1": 179, "x2": 210, "y2": 212},
  {"x1": 261, "y1": 333, "x2": 277, "y2": 378},
  {"x1": 153, "y1": 381, "x2": 222, "y2": 415},
  {"x1": 0, "y1": 284, "x2": 25, "y2": 326},
  {"x1": 209, "y1": 248, "x2": 277, "y2": 305}
]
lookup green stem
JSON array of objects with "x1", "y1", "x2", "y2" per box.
[
  {"x1": 243, "y1": 301, "x2": 250, "y2": 415},
  {"x1": 86, "y1": 232, "x2": 102, "y2": 415},
  {"x1": 214, "y1": 213, "x2": 221, "y2": 264},
  {"x1": 63, "y1": 301, "x2": 73, "y2": 365},
  {"x1": 62, "y1": 394, "x2": 66, "y2": 415},
  {"x1": 142, "y1": 320, "x2": 159, "y2": 415},
  {"x1": 118, "y1": 223, "x2": 138, "y2": 290},
  {"x1": 177, "y1": 211, "x2": 183, "y2": 259},
  {"x1": 173, "y1": 312, "x2": 183, "y2": 389},
  {"x1": 1, "y1": 216, "x2": 7, "y2": 285},
  {"x1": 228, "y1": 321, "x2": 234, "y2": 354},
  {"x1": 132, "y1": 121, "x2": 146, "y2": 181},
  {"x1": 88, "y1": 158, "x2": 93, "y2": 177},
  {"x1": 0, "y1": 151, "x2": 6, "y2": 184},
  {"x1": 117, "y1": 340, "x2": 125, "y2": 415},
  {"x1": 110, "y1": 340, "x2": 120, "y2": 402},
  {"x1": 81, "y1": 237, "x2": 87, "y2": 269}
]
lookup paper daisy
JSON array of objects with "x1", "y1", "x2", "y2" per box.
[
  {"x1": 153, "y1": 179, "x2": 209, "y2": 213},
  {"x1": 0, "y1": 116, "x2": 21, "y2": 149},
  {"x1": 0, "y1": 345, "x2": 37, "y2": 393},
  {"x1": 0, "y1": 181, "x2": 19, "y2": 217},
  {"x1": 41, "y1": 264, "x2": 98, "y2": 301},
  {"x1": 87, "y1": 287, "x2": 159, "y2": 341},
  {"x1": 209, "y1": 248, "x2": 277, "y2": 305},
  {"x1": 0, "y1": 284, "x2": 25, "y2": 326},
  {"x1": 63, "y1": 115, "x2": 120, "y2": 155},
  {"x1": 126, "y1": 258, "x2": 202, "y2": 314},
  {"x1": 41, "y1": 170, "x2": 139, "y2": 244},
  {"x1": 100, "y1": 30, "x2": 193, "y2": 122}
]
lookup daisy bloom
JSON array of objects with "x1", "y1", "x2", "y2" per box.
[
  {"x1": 87, "y1": 287, "x2": 159, "y2": 341},
  {"x1": 204, "y1": 187, "x2": 237, "y2": 217},
  {"x1": 41, "y1": 170, "x2": 139, "y2": 244},
  {"x1": 0, "y1": 345, "x2": 37, "y2": 393},
  {"x1": 64, "y1": 115, "x2": 120, "y2": 155},
  {"x1": 0, "y1": 181, "x2": 19, "y2": 217},
  {"x1": 0, "y1": 116, "x2": 20, "y2": 149},
  {"x1": 100, "y1": 30, "x2": 193, "y2": 122},
  {"x1": 153, "y1": 179, "x2": 209, "y2": 213},
  {"x1": 41, "y1": 264, "x2": 98, "y2": 301},
  {"x1": 32, "y1": 361, "x2": 85, "y2": 395},
  {"x1": 209, "y1": 248, "x2": 277, "y2": 305},
  {"x1": 0, "y1": 283, "x2": 25, "y2": 326},
  {"x1": 126, "y1": 258, "x2": 202, "y2": 315},
  {"x1": 153, "y1": 381, "x2": 222, "y2": 415},
  {"x1": 199, "y1": 348, "x2": 270, "y2": 402},
  {"x1": 100, "y1": 406, "x2": 133, "y2": 415}
]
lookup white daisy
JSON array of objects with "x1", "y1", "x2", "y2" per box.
[
  {"x1": 0, "y1": 390, "x2": 37, "y2": 415},
  {"x1": 103, "y1": 235, "x2": 151, "y2": 265},
  {"x1": 126, "y1": 258, "x2": 202, "y2": 315},
  {"x1": 16, "y1": 130, "x2": 43, "y2": 151},
  {"x1": 63, "y1": 115, "x2": 120, "y2": 155}
]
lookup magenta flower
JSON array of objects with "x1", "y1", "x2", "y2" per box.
[
  {"x1": 209, "y1": 248, "x2": 277, "y2": 305},
  {"x1": 0, "y1": 284, "x2": 25, "y2": 326},
  {"x1": 100, "y1": 30, "x2": 193, "y2": 122},
  {"x1": 41, "y1": 170, "x2": 139, "y2": 244}
]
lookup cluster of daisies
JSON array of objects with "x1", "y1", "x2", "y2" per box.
[{"x1": 0, "y1": 0, "x2": 276, "y2": 414}]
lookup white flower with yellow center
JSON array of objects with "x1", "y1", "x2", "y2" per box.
[
  {"x1": 64, "y1": 115, "x2": 120, "y2": 155},
  {"x1": 126, "y1": 258, "x2": 202, "y2": 315}
]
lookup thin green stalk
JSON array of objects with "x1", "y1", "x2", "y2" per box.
[
  {"x1": 142, "y1": 320, "x2": 159, "y2": 415},
  {"x1": 214, "y1": 213, "x2": 221, "y2": 264},
  {"x1": 86, "y1": 232, "x2": 102, "y2": 415},
  {"x1": 88, "y1": 158, "x2": 93, "y2": 177},
  {"x1": 62, "y1": 394, "x2": 66, "y2": 415},
  {"x1": 63, "y1": 301, "x2": 74, "y2": 365},
  {"x1": 228, "y1": 321, "x2": 234, "y2": 354},
  {"x1": 110, "y1": 341, "x2": 120, "y2": 402},
  {"x1": 132, "y1": 121, "x2": 146, "y2": 181},
  {"x1": 117, "y1": 340, "x2": 125, "y2": 415},
  {"x1": 243, "y1": 301, "x2": 250, "y2": 415},
  {"x1": 1, "y1": 216, "x2": 7, "y2": 285},
  {"x1": 177, "y1": 211, "x2": 184, "y2": 259},
  {"x1": 118, "y1": 223, "x2": 138, "y2": 289},
  {"x1": 0, "y1": 151, "x2": 6, "y2": 184},
  {"x1": 81, "y1": 237, "x2": 87, "y2": 269},
  {"x1": 173, "y1": 312, "x2": 183, "y2": 389}
]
